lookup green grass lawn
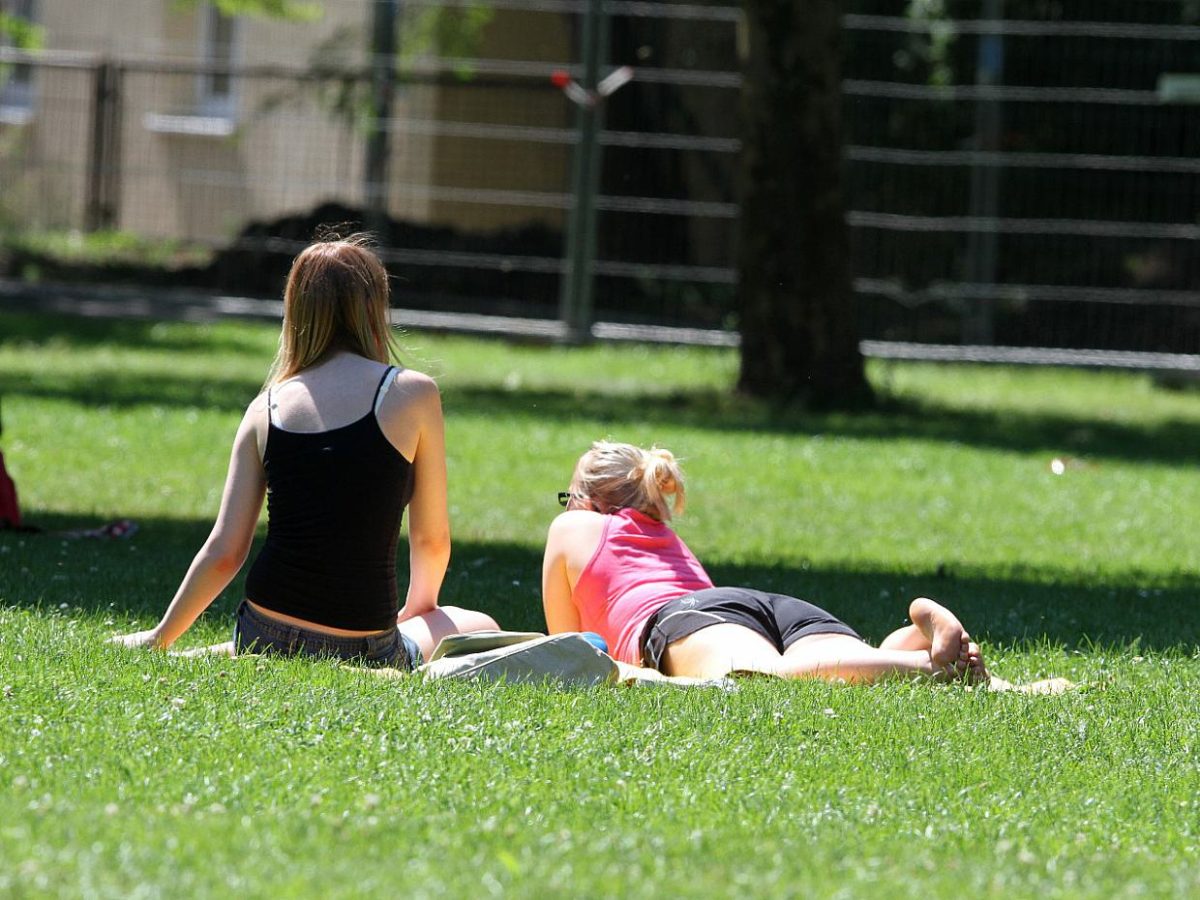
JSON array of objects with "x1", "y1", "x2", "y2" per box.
[{"x1": 1, "y1": 311, "x2": 1198, "y2": 897}]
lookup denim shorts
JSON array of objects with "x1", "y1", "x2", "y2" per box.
[{"x1": 233, "y1": 601, "x2": 424, "y2": 671}]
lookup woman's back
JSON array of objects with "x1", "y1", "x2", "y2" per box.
[
  {"x1": 245, "y1": 354, "x2": 422, "y2": 631},
  {"x1": 570, "y1": 507, "x2": 713, "y2": 663}
]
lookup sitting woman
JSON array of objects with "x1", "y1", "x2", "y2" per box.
[
  {"x1": 112, "y1": 236, "x2": 498, "y2": 667},
  {"x1": 541, "y1": 440, "x2": 986, "y2": 683}
]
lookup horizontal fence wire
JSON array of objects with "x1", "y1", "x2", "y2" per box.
[
  {"x1": 846, "y1": 146, "x2": 1200, "y2": 175},
  {"x1": 854, "y1": 279, "x2": 1200, "y2": 311},
  {"x1": 848, "y1": 212, "x2": 1200, "y2": 241},
  {"x1": 843, "y1": 14, "x2": 1200, "y2": 40},
  {"x1": 843, "y1": 80, "x2": 1159, "y2": 105},
  {"x1": 404, "y1": 0, "x2": 744, "y2": 22}
]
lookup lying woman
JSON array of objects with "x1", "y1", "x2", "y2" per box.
[
  {"x1": 112, "y1": 236, "x2": 497, "y2": 666},
  {"x1": 541, "y1": 440, "x2": 987, "y2": 683}
]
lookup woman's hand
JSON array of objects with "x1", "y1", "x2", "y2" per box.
[{"x1": 108, "y1": 628, "x2": 166, "y2": 650}]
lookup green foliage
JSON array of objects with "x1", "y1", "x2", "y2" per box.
[
  {"x1": 252, "y1": 1, "x2": 495, "y2": 135},
  {"x1": 897, "y1": 0, "x2": 958, "y2": 87},
  {"x1": 171, "y1": 0, "x2": 323, "y2": 22},
  {"x1": 400, "y1": 1, "x2": 495, "y2": 79},
  {"x1": 1, "y1": 313, "x2": 1199, "y2": 896},
  {"x1": 0, "y1": 10, "x2": 43, "y2": 93},
  {"x1": 1, "y1": 229, "x2": 211, "y2": 271},
  {"x1": 0, "y1": 11, "x2": 43, "y2": 50}
]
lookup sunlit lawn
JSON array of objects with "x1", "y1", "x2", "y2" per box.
[{"x1": 1, "y1": 311, "x2": 1198, "y2": 897}]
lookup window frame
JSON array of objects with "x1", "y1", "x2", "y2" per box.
[
  {"x1": 0, "y1": 0, "x2": 38, "y2": 123},
  {"x1": 195, "y1": 2, "x2": 239, "y2": 121}
]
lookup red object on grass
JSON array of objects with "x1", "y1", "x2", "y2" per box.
[
  {"x1": 550, "y1": 69, "x2": 571, "y2": 89},
  {"x1": 0, "y1": 450, "x2": 21, "y2": 529}
]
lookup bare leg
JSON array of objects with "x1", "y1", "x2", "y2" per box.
[
  {"x1": 781, "y1": 633, "x2": 939, "y2": 683},
  {"x1": 661, "y1": 624, "x2": 944, "y2": 684},
  {"x1": 878, "y1": 623, "x2": 929, "y2": 652},
  {"x1": 659, "y1": 624, "x2": 783, "y2": 680},
  {"x1": 398, "y1": 606, "x2": 499, "y2": 660}
]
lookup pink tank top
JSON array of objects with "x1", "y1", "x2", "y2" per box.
[{"x1": 572, "y1": 507, "x2": 714, "y2": 664}]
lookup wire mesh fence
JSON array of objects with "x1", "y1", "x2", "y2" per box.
[
  {"x1": 844, "y1": 2, "x2": 1200, "y2": 356},
  {"x1": 1, "y1": 1, "x2": 1199, "y2": 358}
]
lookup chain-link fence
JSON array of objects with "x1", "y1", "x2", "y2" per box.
[{"x1": 2, "y1": 1, "x2": 1199, "y2": 358}]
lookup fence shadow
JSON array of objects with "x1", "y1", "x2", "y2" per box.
[
  {"x1": 3, "y1": 514, "x2": 1194, "y2": 654},
  {"x1": 4, "y1": 307, "x2": 1198, "y2": 465},
  {"x1": 445, "y1": 384, "x2": 1200, "y2": 467},
  {"x1": 0, "y1": 309, "x2": 273, "y2": 355},
  {"x1": 0, "y1": 368, "x2": 263, "y2": 413}
]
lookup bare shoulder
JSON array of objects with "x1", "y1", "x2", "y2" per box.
[
  {"x1": 546, "y1": 511, "x2": 606, "y2": 576},
  {"x1": 239, "y1": 392, "x2": 270, "y2": 455},
  {"x1": 394, "y1": 366, "x2": 439, "y2": 392},
  {"x1": 385, "y1": 368, "x2": 441, "y2": 410},
  {"x1": 547, "y1": 510, "x2": 606, "y2": 543},
  {"x1": 375, "y1": 368, "x2": 441, "y2": 460},
  {"x1": 245, "y1": 391, "x2": 270, "y2": 417}
]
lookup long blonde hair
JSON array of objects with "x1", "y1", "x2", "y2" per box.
[
  {"x1": 265, "y1": 235, "x2": 398, "y2": 386},
  {"x1": 573, "y1": 440, "x2": 687, "y2": 521}
]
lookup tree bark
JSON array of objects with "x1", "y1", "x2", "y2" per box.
[{"x1": 736, "y1": 0, "x2": 872, "y2": 408}]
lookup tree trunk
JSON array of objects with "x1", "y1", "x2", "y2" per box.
[{"x1": 736, "y1": 0, "x2": 872, "y2": 408}]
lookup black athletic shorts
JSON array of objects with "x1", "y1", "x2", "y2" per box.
[{"x1": 638, "y1": 587, "x2": 861, "y2": 671}]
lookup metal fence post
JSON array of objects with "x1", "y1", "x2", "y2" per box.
[
  {"x1": 86, "y1": 58, "x2": 121, "y2": 231},
  {"x1": 365, "y1": 0, "x2": 399, "y2": 240},
  {"x1": 962, "y1": 0, "x2": 1003, "y2": 344},
  {"x1": 557, "y1": 0, "x2": 609, "y2": 344}
]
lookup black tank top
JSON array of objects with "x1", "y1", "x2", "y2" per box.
[{"x1": 244, "y1": 366, "x2": 415, "y2": 631}]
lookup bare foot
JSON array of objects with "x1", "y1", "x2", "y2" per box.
[
  {"x1": 964, "y1": 640, "x2": 989, "y2": 684},
  {"x1": 909, "y1": 597, "x2": 969, "y2": 670},
  {"x1": 927, "y1": 651, "x2": 967, "y2": 682}
]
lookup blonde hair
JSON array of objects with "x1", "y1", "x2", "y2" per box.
[
  {"x1": 265, "y1": 235, "x2": 398, "y2": 386},
  {"x1": 573, "y1": 440, "x2": 687, "y2": 521}
]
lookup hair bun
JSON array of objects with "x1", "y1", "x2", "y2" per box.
[{"x1": 646, "y1": 448, "x2": 678, "y2": 494}]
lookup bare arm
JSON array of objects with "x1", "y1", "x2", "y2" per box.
[
  {"x1": 541, "y1": 511, "x2": 605, "y2": 633},
  {"x1": 542, "y1": 519, "x2": 582, "y2": 633},
  {"x1": 112, "y1": 400, "x2": 267, "y2": 649},
  {"x1": 398, "y1": 377, "x2": 450, "y2": 620}
]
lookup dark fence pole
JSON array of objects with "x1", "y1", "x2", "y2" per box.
[
  {"x1": 557, "y1": 0, "x2": 609, "y2": 344},
  {"x1": 86, "y1": 59, "x2": 121, "y2": 231},
  {"x1": 364, "y1": 0, "x2": 399, "y2": 240},
  {"x1": 963, "y1": 0, "x2": 1004, "y2": 344}
]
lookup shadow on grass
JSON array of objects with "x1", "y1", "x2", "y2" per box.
[
  {"x1": 443, "y1": 385, "x2": 1200, "y2": 467},
  {"x1": 0, "y1": 313, "x2": 269, "y2": 410},
  {"x1": 3, "y1": 513, "x2": 1196, "y2": 653},
  {"x1": 0, "y1": 369, "x2": 264, "y2": 412},
  {"x1": 4, "y1": 310, "x2": 1199, "y2": 464},
  {"x1": 0, "y1": 310, "x2": 273, "y2": 356}
]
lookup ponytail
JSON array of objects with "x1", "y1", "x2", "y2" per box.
[
  {"x1": 640, "y1": 447, "x2": 686, "y2": 521},
  {"x1": 574, "y1": 441, "x2": 687, "y2": 521}
]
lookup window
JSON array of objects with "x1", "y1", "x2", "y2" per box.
[
  {"x1": 196, "y1": 3, "x2": 237, "y2": 119},
  {"x1": 0, "y1": 0, "x2": 37, "y2": 123}
]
